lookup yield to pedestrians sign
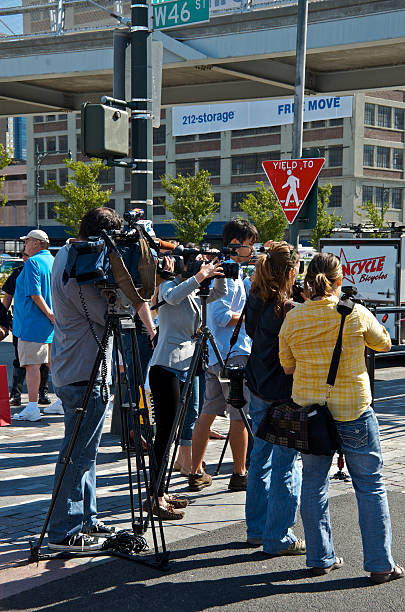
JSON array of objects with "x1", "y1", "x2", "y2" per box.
[{"x1": 262, "y1": 158, "x2": 325, "y2": 223}]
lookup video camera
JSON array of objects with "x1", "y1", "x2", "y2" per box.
[
  {"x1": 63, "y1": 209, "x2": 157, "y2": 308},
  {"x1": 156, "y1": 244, "x2": 241, "y2": 281}
]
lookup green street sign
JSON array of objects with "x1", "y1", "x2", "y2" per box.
[{"x1": 152, "y1": 0, "x2": 209, "y2": 30}]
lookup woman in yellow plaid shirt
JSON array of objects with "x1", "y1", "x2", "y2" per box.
[{"x1": 279, "y1": 252, "x2": 403, "y2": 584}]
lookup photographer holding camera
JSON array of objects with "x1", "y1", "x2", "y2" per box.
[
  {"x1": 244, "y1": 242, "x2": 305, "y2": 555},
  {"x1": 148, "y1": 251, "x2": 226, "y2": 520},
  {"x1": 47, "y1": 207, "x2": 128, "y2": 553},
  {"x1": 189, "y1": 218, "x2": 258, "y2": 493}
]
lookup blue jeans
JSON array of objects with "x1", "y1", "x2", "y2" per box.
[
  {"x1": 301, "y1": 407, "x2": 394, "y2": 572},
  {"x1": 245, "y1": 394, "x2": 302, "y2": 553},
  {"x1": 48, "y1": 383, "x2": 107, "y2": 543}
]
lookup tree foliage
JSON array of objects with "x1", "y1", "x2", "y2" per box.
[
  {"x1": 310, "y1": 184, "x2": 342, "y2": 250},
  {"x1": 239, "y1": 181, "x2": 287, "y2": 243},
  {"x1": 45, "y1": 158, "x2": 112, "y2": 235},
  {"x1": 0, "y1": 145, "x2": 13, "y2": 207},
  {"x1": 160, "y1": 170, "x2": 220, "y2": 243},
  {"x1": 356, "y1": 200, "x2": 390, "y2": 238}
]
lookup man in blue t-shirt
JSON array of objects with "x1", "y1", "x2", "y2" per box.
[{"x1": 12, "y1": 230, "x2": 54, "y2": 422}]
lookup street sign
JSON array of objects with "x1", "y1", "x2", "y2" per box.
[
  {"x1": 152, "y1": 0, "x2": 209, "y2": 30},
  {"x1": 262, "y1": 158, "x2": 325, "y2": 224}
]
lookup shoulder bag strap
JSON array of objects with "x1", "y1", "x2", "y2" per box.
[{"x1": 326, "y1": 298, "x2": 355, "y2": 387}]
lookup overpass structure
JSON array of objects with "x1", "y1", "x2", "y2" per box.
[{"x1": 0, "y1": 0, "x2": 405, "y2": 116}]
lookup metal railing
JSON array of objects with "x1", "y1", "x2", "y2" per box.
[{"x1": 0, "y1": 0, "x2": 317, "y2": 40}]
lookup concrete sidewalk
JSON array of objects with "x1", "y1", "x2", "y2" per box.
[{"x1": 0, "y1": 335, "x2": 404, "y2": 607}]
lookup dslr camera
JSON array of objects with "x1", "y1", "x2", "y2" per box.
[{"x1": 157, "y1": 244, "x2": 240, "y2": 281}]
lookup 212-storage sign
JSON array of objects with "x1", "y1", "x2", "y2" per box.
[{"x1": 172, "y1": 96, "x2": 353, "y2": 136}]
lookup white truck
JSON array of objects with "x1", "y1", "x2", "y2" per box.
[{"x1": 319, "y1": 237, "x2": 405, "y2": 343}]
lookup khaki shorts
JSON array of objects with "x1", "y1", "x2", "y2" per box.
[
  {"x1": 201, "y1": 354, "x2": 250, "y2": 421},
  {"x1": 18, "y1": 339, "x2": 50, "y2": 367}
]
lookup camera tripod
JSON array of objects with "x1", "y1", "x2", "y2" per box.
[
  {"x1": 157, "y1": 281, "x2": 254, "y2": 497},
  {"x1": 28, "y1": 287, "x2": 169, "y2": 570}
]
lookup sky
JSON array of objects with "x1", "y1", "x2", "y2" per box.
[{"x1": 0, "y1": 1, "x2": 23, "y2": 37}]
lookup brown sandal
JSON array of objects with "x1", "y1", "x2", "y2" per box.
[
  {"x1": 370, "y1": 565, "x2": 404, "y2": 584},
  {"x1": 312, "y1": 557, "x2": 344, "y2": 576}
]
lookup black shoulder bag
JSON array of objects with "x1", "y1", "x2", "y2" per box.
[{"x1": 256, "y1": 298, "x2": 355, "y2": 456}]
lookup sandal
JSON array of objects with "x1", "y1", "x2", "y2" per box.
[
  {"x1": 312, "y1": 557, "x2": 344, "y2": 576},
  {"x1": 370, "y1": 565, "x2": 404, "y2": 584}
]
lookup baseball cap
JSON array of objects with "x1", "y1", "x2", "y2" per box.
[{"x1": 20, "y1": 229, "x2": 50, "y2": 242}]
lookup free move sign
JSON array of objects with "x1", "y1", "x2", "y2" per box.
[
  {"x1": 153, "y1": 0, "x2": 209, "y2": 30},
  {"x1": 262, "y1": 158, "x2": 325, "y2": 224}
]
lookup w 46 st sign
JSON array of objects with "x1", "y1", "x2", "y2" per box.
[{"x1": 152, "y1": 0, "x2": 209, "y2": 30}]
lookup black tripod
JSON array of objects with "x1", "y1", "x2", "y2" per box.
[
  {"x1": 157, "y1": 281, "x2": 254, "y2": 496},
  {"x1": 28, "y1": 287, "x2": 169, "y2": 570}
]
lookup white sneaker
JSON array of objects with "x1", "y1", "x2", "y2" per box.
[
  {"x1": 13, "y1": 405, "x2": 41, "y2": 422},
  {"x1": 43, "y1": 398, "x2": 64, "y2": 415}
]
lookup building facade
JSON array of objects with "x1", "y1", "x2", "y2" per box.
[{"x1": 14, "y1": 88, "x2": 405, "y2": 243}]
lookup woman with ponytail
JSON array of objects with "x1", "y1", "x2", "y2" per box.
[
  {"x1": 278, "y1": 252, "x2": 403, "y2": 583},
  {"x1": 244, "y1": 241, "x2": 305, "y2": 555}
]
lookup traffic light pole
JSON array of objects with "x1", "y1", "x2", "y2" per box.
[
  {"x1": 290, "y1": 0, "x2": 308, "y2": 246},
  {"x1": 130, "y1": 0, "x2": 153, "y2": 219}
]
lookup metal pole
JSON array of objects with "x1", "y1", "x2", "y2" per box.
[
  {"x1": 290, "y1": 0, "x2": 308, "y2": 246},
  {"x1": 113, "y1": 29, "x2": 130, "y2": 102},
  {"x1": 35, "y1": 146, "x2": 40, "y2": 229},
  {"x1": 130, "y1": 0, "x2": 153, "y2": 218}
]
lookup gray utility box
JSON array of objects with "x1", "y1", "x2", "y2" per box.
[{"x1": 81, "y1": 103, "x2": 129, "y2": 158}]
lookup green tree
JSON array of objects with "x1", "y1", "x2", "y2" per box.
[
  {"x1": 45, "y1": 158, "x2": 112, "y2": 235},
  {"x1": 160, "y1": 170, "x2": 220, "y2": 243},
  {"x1": 239, "y1": 181, "x2": 287, "y2": 243},
  {"x1": 356, "y1": 199, "x2": 390, "y2": 238},
  {"x1": 0, "y1": 145, "x2": 13, "y2": 207},
  {"x1": 310, "y1": 184, "x2": 342, "y2": 250}
]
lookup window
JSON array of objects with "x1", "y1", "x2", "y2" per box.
[
  {"x1": 76, "y1": 133, "x2": 81, "y2": 153},
  {"x1": 153, "y1": 161, "x2": 165, "y2": 181},
  {"x1": 47, "y1": 202, "x2": 57, "y2": 219},
  {"x1": 108, "y1": 198, "x2": 115, "y2": 210},
  {"x1": 38, "y1": 202, "x2": 45, "y2": 219},
  {"x1": 34, "y1": 138, "x2": 44, "y2": 154},
  {"x1": 176, "y1": 159, "x2": 195, "y2": 176},
  {"x1": 46, "y1": 136, "x2": 57, "y2": 153},
  {"x1": 46, "y1": 169, "x2": 57, "y2": 183},
  {"x1": 231, "y1": 152, "x2": 278, "y2": 175},
  {"x1": 310, "y1": 120, "x2": 326, "y2": 129},
  {"x1": 328, "y1": 146, "x2": 343, "y2": 167},
  {"x1": 59, "y1": 135, "x2": 68, "y2": 153},
  {"x1": 394, "y1": 108, "x2": 404, "y2": 130},
  {"x1": 329, "y1": 118, "x2": 344, "y2": 127},
  {"x1": 364, "y1": 103, "x2": 375, "y2": 126},
  {"x1": 231, "y1": 191, "x2": 253, "y2": 212},
  {"x1": 99, "y1": 167, "x2": 115, "y2": 185},
  {"x1": 393, "y1": 149, "x2": 403, "y2": 170},
  {"x1": 34, "y1": 116, "x2": 44, "y2": 123},
  {"x1": 377, "y1": 105, "x2": 392, "y2": 128},
  {"x1": 59, "y1": 167, "x2": 68, "y2": 186},
  {"x1": 153, "y1": 196, "x2": 166, "y2": 216},
  {"x1": 176, "y1": 135, "x2": 195, "y2": 143},
  {"x1": 328, "y1": 186, "x2": 342, "y2": 208},
  {"x1": 199, "y1": 157, "x2": 220, "y2": 176},
  {"x1": 391, "y1": 188, "x2": 403, "y2": 209},
  {"x1": 38, "y1": 169, "x2": 45, "y2": 188},
  {"x1": 153, "y1": 125, "x2": 166, "y2": 145},
  {"x1": 199, "y1": 132, "x2": 221, "y2": 140},
  {"x1": 46, "y1": 115, "x2": 56, "y2": 122},
  {"x1": 58, "y1": 113, "x2": 67, "y2": 120},
  {"x1": 124, "y1": 166, "x2": 131, "y2": 183},
  {"x1": 363, "y1": 145, "x2": 374, "y2": 167},
  {"x1": 231, "y1": 126, "x2": 281, "y2": 137},
  {"x1": 376, "y1": 146, "x2": 390, "y2": 168},
  {"x1": 362, "y1": 185, "x2": 373, "y2": 204},
  {"x1": 375, "y1": 186, "x2": 389, "y2": 208}
]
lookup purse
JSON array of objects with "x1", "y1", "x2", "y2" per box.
[{"x1": 256, "y1": 298, "x2": 355, "y2": 456}]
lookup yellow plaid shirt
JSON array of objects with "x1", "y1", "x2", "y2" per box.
[{"x1": 279, "y1": 295, "x2": 390, "y2": 421}]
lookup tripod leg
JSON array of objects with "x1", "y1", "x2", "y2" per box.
[
  {"x1": 30, "y1": 320, "x2": 113, "y2": 561},
  {"x1": 214, "y1": 432, "x2": 230, "y2": 476}
]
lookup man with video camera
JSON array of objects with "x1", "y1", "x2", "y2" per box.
[
  {"x1": 47, "y1": 207, "x2": 128, "y2": 553},
  {"x1": 189, "y1": 218, "x2": 258, "y2": 492}
]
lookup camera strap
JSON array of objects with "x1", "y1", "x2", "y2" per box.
[{"x1": 223, "y1": 304, "x2": 247, "y2": 367}]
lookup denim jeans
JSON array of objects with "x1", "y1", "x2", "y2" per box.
[
  {"x1": 245, "y1": 393, "x2": 302, "y2": 553},
  {"x1": 48, "y1": 383, "x2": 107, "y2": 543},
  {"x1": 301, "y1": 407, "x2": 394, "y2": 572}
]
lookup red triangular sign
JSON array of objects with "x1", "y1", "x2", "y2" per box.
[{"x1": 262, "y1": 158, "x2": 325, "y2": 223}]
